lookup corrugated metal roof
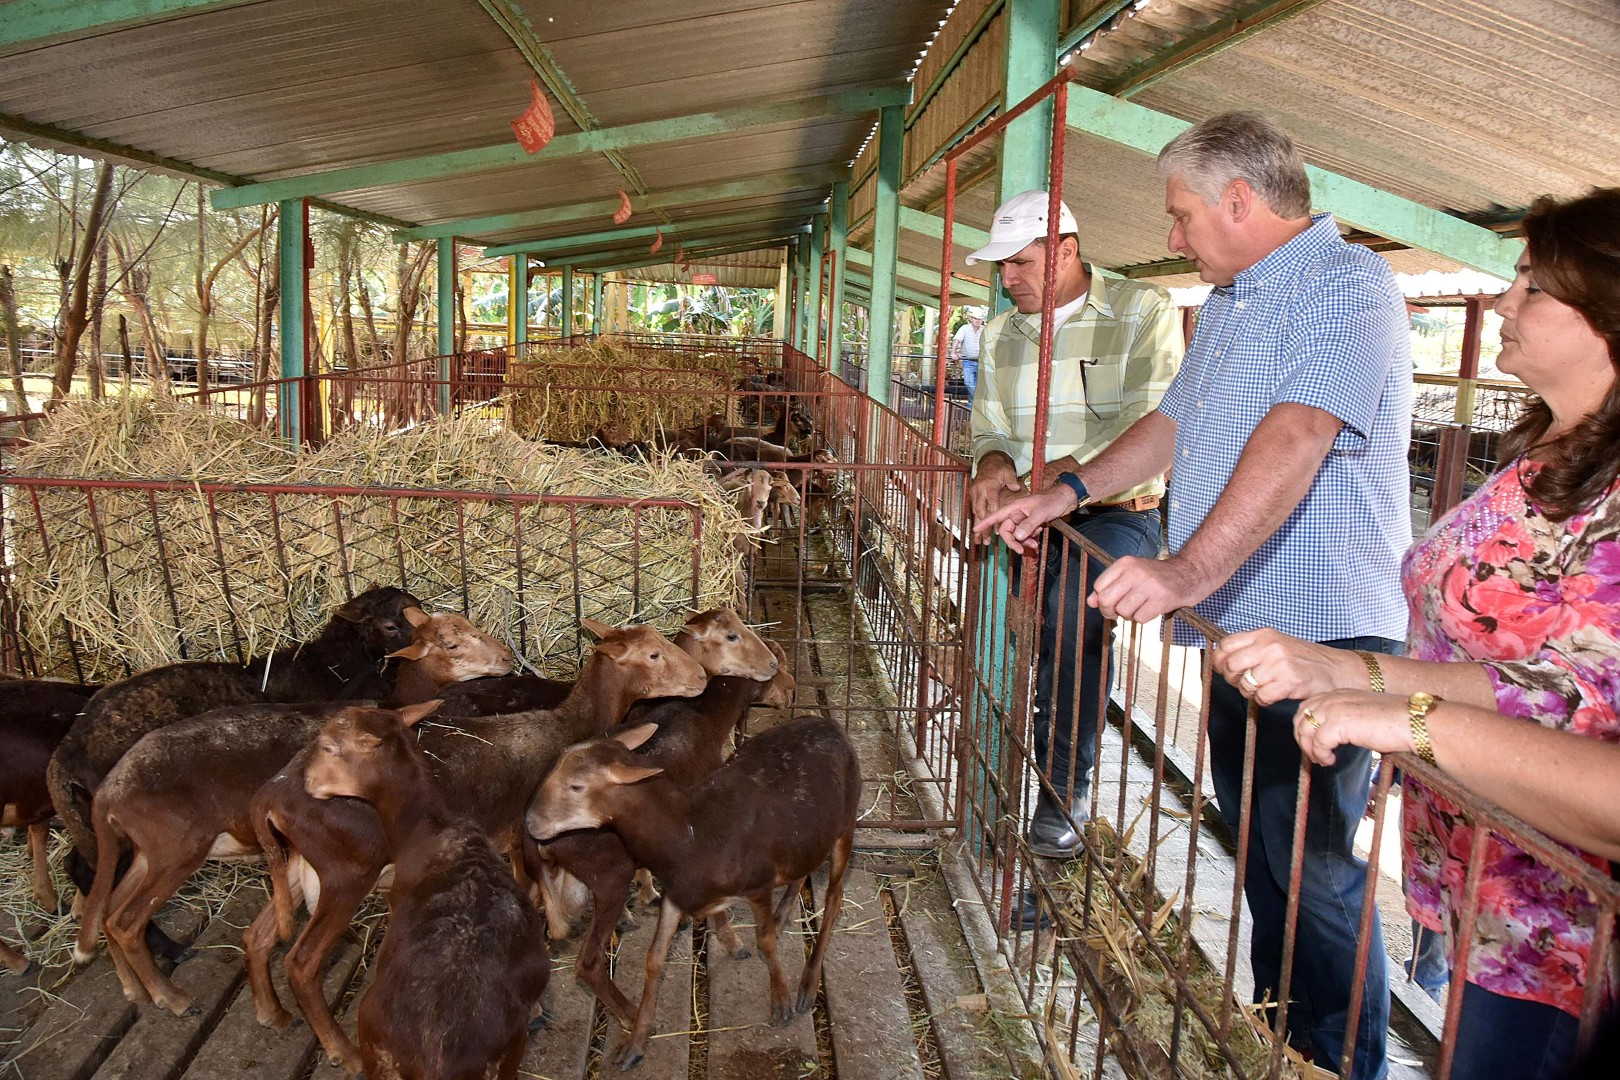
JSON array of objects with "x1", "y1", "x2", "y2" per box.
[
  {"x1": 619, "y1": 250, "x2": 785, "y2": 289},
  {"x1": 0, "y1": 0, "x2": 950, "y2": 258}
]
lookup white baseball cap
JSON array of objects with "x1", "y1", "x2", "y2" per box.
[{"x1": 965, "y1": 190, "x2": 1080, "y2": 265}]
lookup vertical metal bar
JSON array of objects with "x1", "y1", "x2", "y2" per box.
[
  {"x1": 827, "y1": 181, "x2": 849, "y2": 371},
  {"x1": 200, "y1": 491, "x2": 246, "y2": 665},
  {"x1": 277, "y1": 198, "x2": 306, "y2": 444},
  {"x1": 1270, "y1": 758, "x2": 1315, "y2": 1072},
  {"x1": 561, "y1": 264, "x2": 575, "y2": 341},
  {"x1": 436, "y1": 237, "x2": 454, "y2": 413},
  {"x1": 1339, "y1": 757, "x2": 1396, "y2": 1076},
  {"x1": 145, "y1": 489, "x2": 188, "y2": 661},
  {"x1": 932, "y1": 157, "x2": 957, "y2": 447},
  {"x1": 512, "y1": 502, "x2": 528, "y2": 659},
  {"x1": 1437, "y1": 824, "x2": 1493, "y2": 1080},
  {"x1": 26, "y1": 487, "x2": 84, "y2": 682},
  {"x1": 866, "y1": 103, "x2": 904, "y2": 405},
  {"x1": 806, "y1": 212, "x2": 825, "y2": 361},
  {"x1": 510, "y1": 254, "x2": 528, "y2": 346},
  {"x1": 591, "y1": 271, "x2": 604, "y2": 333}
]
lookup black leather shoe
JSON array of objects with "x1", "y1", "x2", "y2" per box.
[
  {"x1": 1026, "y1": 791, "x2": 1086, "y2": 859},
  {"x1": 1009, "y1": 887, "x2": 1053, "y2": 932}
]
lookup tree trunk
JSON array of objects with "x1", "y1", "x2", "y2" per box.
[
  {"x1": 356, "y1": 270, "x2": 383, "y2": 365},
  {"x1": 112, "y1": 235, "x2": 172, "y2": 397},
  {"x1": 1, "y1": 266, "x2": 34, "y2": 430},
  {"x1": 51, "y1": 163, "x2": 116, "y2": 402},
  {"x1": 117, "y1": 314, "x2": 134, "y2": 396},
  {"x1": 250, "y1": 258, "x2": 279, "y2": 427},
  {"x1": 88, "y1": 232, "x2": 109, "y2": 400}
]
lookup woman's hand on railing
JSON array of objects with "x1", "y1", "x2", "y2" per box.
[
  {"x1": 1213, "y1": 628, "x2": 1365, "y2": 705},
  {"x1": 1292, "y1": 689, "x2": 1414, "y2": 767}
]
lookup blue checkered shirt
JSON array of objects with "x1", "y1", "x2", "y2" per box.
[{"x1": 1158, "y1": 214, "x2": 1413, "y2": 646}]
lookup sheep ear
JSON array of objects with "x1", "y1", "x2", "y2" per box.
[
  {"x1": 605, "y1": 761, "x2": 663, "y2": 785},
  {"x1": 402, "y1": 606, "x2": 431, "y2": 628},
  {"x1": 612, "y1": 722, "x2": 659, "y2": 751},
  {"x1": 386, "y1": 641, "x2": 432, "y2": 661},
  {"x1": 396, "y1": 700, "x2": 442, "y2": 727},
  {"x1": 580, "y1": 618, "x2": 616, "y2": 640}
]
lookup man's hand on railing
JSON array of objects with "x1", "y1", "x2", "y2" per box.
[
  {"x1": 1087, "y1": 554, "x2": 1215, "y2": 624},
  {"x1": 1213, "y1": 628, "x2": 1365, "y2": 706},
  {"x1": 971, "y1": 483, "x2": 1073, "y2": 553},
  {"x1": 967, "y1": 454, "x2": 1027, "y2": 534}
]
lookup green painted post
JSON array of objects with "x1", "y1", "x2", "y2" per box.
[
  {"x1": 561, "y1": 265, "x2": 574, "y2": 339},
  {"x1": 276, "y1": 198, "x2": 305, "y2": 444},
  {"x1": 805, "y1": 212, "x2": 825, "y2": 360},
  {"x1": 827, "y1": 181, "x2": 849, "y2": 373},
  {"x1": 511, "y1": 254, "x2": 528, "y2": 346},
  {"x1": 591, "y1": 273, "x2": 604, "y2": 333},
  {"x1": 992, "y1": 0, "x2": 1059, "y2": 316},
  {"x1": 866, "y1": 104, "x2": 903, "y2": 405},
  {"x1": 435, "y1": 238, "x2": 454, "y2": 413}
]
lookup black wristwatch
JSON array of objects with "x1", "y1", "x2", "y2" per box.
[{"x1": 1055, "y1": 471, "x2": 1090, "y2": 512}]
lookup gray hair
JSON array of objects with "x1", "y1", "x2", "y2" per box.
[{"x1": 1156, "y1": 111, "x2": 1311, "y2": 218}]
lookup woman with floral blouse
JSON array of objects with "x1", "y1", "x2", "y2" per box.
[{"x1": 1211, "y1": 187, "x2": 1620, "y2": 1080}]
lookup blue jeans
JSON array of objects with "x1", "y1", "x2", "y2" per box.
[
  {"x1": 1408, "y1": 919, "x2": 1448, "y2": 1000},
  {"x1": 1449, "y1": 982, "x2": 1578, "y2": 1080},
  {"x1": 961, "y1": 358, "x2": 978, "y2": 396},
  {"x1": 1208, "y1": 635, "x2": 1399, "y2": 1080},
  {"x1": 1019, "y1": 506, "x2": 1161, "y2": 802}
]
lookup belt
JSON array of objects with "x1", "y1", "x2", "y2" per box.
[{"x1": 1086, "y1": 494, "x2": 1160, "y2": 513}]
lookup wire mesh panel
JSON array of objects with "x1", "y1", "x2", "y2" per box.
[{"x1": 0, "y1": 479, "x2": 716, "y2": 685}]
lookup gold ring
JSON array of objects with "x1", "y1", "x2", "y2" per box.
[
  {"x1": 1302, "y1": 708, "x2": 1322, "y2": 729},
  {"x1": 1240, "y1": 670, "x2": 1259, "y2": 691}
]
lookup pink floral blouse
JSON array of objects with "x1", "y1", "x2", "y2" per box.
[{"x1": 1402, "y1": 458, "x2": 1620, "y2": 1016}]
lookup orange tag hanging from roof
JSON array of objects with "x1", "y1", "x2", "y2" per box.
[
  {"x1": 511, "y1": 80, "x2": 556, "y2": 153},
  {"x1": 649, "y1": 230, "x2": 664, "y2": 255},
  {"x1": 612, "y1": 190, "x2": 633, "y2": 225}
]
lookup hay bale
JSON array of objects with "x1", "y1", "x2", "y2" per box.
[
  {"x1": 2, "y1": 399, "x2": 752, "y2": 682},
  {"x1": 505, "y1": 340, "x2": 743, "y2": 443}
]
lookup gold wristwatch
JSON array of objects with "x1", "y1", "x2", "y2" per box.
[{"x1": 1407, "y1": 692, "x2": 1441, "y2": 766}]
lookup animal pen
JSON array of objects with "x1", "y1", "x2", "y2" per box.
[{"x1": 2, "y1": 2, "x2": 1617, "y2": 1080}]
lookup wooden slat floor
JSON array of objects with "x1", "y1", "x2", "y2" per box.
[{"x1": 1, "y1": 583, "x2": 1025, "y2": 1080}]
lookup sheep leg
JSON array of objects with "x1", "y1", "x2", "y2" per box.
[
  {"x1": 243, "y1": 881, "x2": 302, "y2": 1029},
  {"x1": 28, "y1": 823, "x2": 58, "y2": 913},
  {"x1": 1, "y1": 939, "x2": 28, "y2": 974},
  {"x1": 613, "y1": 896, "x2": 681, "y2": 1072},
  {"x1": 573, "y1": 861, "x2": 639, "y2": 1027},
  {"x1": 632, "y1": 867, "x2": 658, "y2": 908},
  {"x1": 745, "y1": 887, "x2": 797, "y2": 1029},
  {"x1": 104, "y1": 843, "x2": 208, "y2": 1016},
  {"x1": 285, "y1": 873, "x2": 372, "y2": 1075},
  {"x1": 796, "y1": 831, "x2": 852, "y2": 1016},
  {"x1": 497, "y1": 1028, "x2": 529, "y2": 1080}
]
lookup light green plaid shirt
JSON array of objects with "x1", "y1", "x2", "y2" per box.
[{"x1": 970, "y1": 271, "x2": 1181, "y2": 502}]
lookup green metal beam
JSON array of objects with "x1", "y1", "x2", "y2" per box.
[
  {"x1": 1105, "y1": 0, "x2": 1328, "y2": 99},
  {"x1": 0, "y1": 0, "x2": 252, "y2": 51},
  {"x1": 591, "y1": 234, "x2": 799, "y2": 274},
  {"x1": 996, "y1": 0, "x2": 1059, "y2": 317},
  {"x1": 1064, "y1": 83, "x2": 1522, "y2": 279},
  {"x1": 476, "y1": 0, "x2": 650, "y2": 196},
  {"x1": 560, "y1": 265, "x2": 574, "y2": 337},
  {"x1": 539, "y1": 222, "x2": 811, "y2": 268},
  {"x1": 805, "y1": 213, "x2": 826, "y2": 359},
  {"x1": 392, "y1": 167, "x2": 841, "y2": 243},
  {"x1": 844, "y1": 247, "x2": 990, "y2": 303},
  {"x1": 845, "y1": 272, "x2": 941, "y2": 311},
  {"x1": 435, "y1": 239, "x2": 454, "y2": 410},
  {"x1": 211, "y1": 84, "x2": 908, "y2": 211},
  {"x1": 0, "y1": 111, "x2": 415, "y2": 230},
  {"x1": 483, "y1": 203, "x2": 821, "y2": 258},
  {"x1": 826, "y1": 181, "x2": 850, "y2": 369},
  {"x1": 1055, "y1": 0, "x2": 1135, "y2": 59},
  {"x1": 898, "y1": 206, "x2": 992, "y2": 252},
  {"x1": 276, "y1": 199, "x2": 305, "y2": 444},
  {"x1": 866, "y1": 104, "x2": 904, "y2": 404},
  {"x1": 591, "y1": 273, "x2": 604, "y2": 331},
  {"x1": 510, "y1": 255, "x2": 528, "y2": 344}
]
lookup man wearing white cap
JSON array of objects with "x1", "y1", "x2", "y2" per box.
[
  {"x1": 949, "y1": 307, "x2": 987, "y2": 395},
  {"x1": 965, "y1": 190, "x2": 1181, "y2": 907}
]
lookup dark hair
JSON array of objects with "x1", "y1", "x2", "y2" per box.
[{"x1": 1500, "y1": 188, "x2": 1620, "y2": 521}]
